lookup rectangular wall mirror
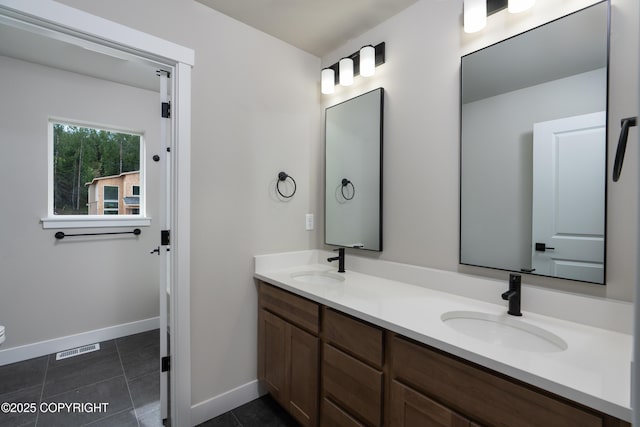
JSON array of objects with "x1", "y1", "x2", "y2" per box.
[
  {"x1": 325, "y1": 88, "x2": 384, "y2": 251},
  {"x1": 460, "y1": 1, "x2": 609, "y2": 284}
]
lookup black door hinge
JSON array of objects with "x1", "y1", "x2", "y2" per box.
[
  {"x1": 161, "y1": 230, "x2": 170, "y2": 246},
  {"x1": 161, "y1": 356, "x2": 170, "y2": 372},
  {"x1": 161, "y1": 102, "x2": 171, "y2": 118}
]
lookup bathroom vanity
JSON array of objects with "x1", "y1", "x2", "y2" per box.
[{"x1": 255, "y1": 250, "x2": 632, "y2": 427}]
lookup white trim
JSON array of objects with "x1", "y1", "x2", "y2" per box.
[
  {"x1": 0, "y1": 0, "x2": 194, "y2": 66},
  {"x1": 41, "y1": 216, "x2": 152, "y2": 229},
  {"x1": 46, "y1": 120, "x2": 148, "y2": 223},
  {"x1": 171, "y1": 60, "x2": 192, "y2": 427},
  {"x1": 0, "y1": 317, "x2": 159, "y2": 366},
  {"x1": 190, "y1": 380, "x2": 266, "y2": 426}
]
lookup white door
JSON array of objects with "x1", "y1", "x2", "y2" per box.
[
  {"x1": 531, "y1": 111, "x2": 606, "y2": 283},
  {"x1": 158, "y1": 70, "x2": 171, "y2": 421}
]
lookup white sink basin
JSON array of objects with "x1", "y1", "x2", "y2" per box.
[
  {"x1": 441, "y1": 310, "x2": 567, "y2": 353},
  {"x1": 291, "y1": 271, "x2": 345, "y2": 285}
]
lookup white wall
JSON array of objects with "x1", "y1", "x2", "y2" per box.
[
  {"x1": 321, "y1": 0, "x2": 638, "y2": 302},
  {"x1": 57, "y1": 0, "x2": 322, "y2": 409},
  {"x1": 461, "y1": 68, "x2": 606, "y2": 272},
  {"x1": 0, "y1": 55, "x2": 160, "y2": 349}
]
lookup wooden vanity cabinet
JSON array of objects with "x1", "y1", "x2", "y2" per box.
[
  {"x1": 321, "y1": 308, "x2": 385, "y2": 427},
  {"x1": 257, "y1": 282, "x2": 630, "y2": 427},
  {"x1": 389, "y1": 335, "x2": 630, "y2": 427},
  {"x1": 258, "y1": 282, "x2": 320, "y2": 427}
]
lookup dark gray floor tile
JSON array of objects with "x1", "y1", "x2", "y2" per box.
[
  {"x1": 0, "y1": 385, "x2": 42, "y2": 427},
  {"x1": 42, "y1": 348, "x2": 123, "y2": 398},
  {"x1": 117, "y1": 330, "x2": 159, "y2": 381},
  {"x1": 128, "y1": 372, "x2": 159, "y2": 418},
  {"x1": 137, "y1": 404, "x2": 162, "y2": 427},
  {"x1": 116, "y1": 330, "x2": 158, "y2": 354},
  {"x1": 0, "y1": 356, "x2": 47, "y2": 395},
  {"x1": 232, "y1": 395, "x2": 299, "y2": 427},
  {"x1": 196, "y1": 411, "x2": 241, "y2": 427},
  {"x1": 83, "y1": 409, "x2": 138, "y2": 427},
  {"x1": 37, "y1": 376, "x2": 132, "y2": 427}
]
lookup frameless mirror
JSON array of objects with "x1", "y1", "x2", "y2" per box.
[
  {"x1": 460, "y1": 1, "x2": 609, "y2": 284},
  {"x1": 325, "y1": 88, "x2": 383, "y2": 251}
]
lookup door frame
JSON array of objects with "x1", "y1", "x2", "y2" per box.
[{"x1": 0, "y1": 1, "x2": 194, "y2": 425}]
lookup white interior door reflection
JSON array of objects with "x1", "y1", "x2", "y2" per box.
[{"x1": 531, "y1": 111, "x2": 606, "y2": 282}]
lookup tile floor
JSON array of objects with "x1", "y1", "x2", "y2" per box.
[
  {"x1": 0, "y1": 329, "x2": 160, "y2": 427},
  {"x1": 1, "y1": 328, "x2": 298, "y2": 427},
  {"x1": 197, "y1": 395, "x2": 299, "y2": 427}
]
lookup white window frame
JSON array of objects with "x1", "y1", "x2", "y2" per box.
[{"x1": 42, "y1": 119, "x2": 151, "y2": 229}]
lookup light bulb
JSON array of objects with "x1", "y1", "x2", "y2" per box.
[
  {"x1": 321, "y1": 68, "x2": 335, "y2": 94},
  {"x1": 464, "y1": 0, "x2": 487, "y2": 33},
  {"x1": 339, "y1": 57, "x2": 354, "y2": 86},
  {"x1": 359, "y1": 45, "x2": 375, "y2": 77}
]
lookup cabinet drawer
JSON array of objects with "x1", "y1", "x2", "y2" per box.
[
  {"x1": 323, "y1": 343, "x2": 383, "y2": 427},
  {"x1": 323, "y1": 308, "x2": 383, "y2": 368},
  {"x1": 322, "y1": 398, "x2": 365, "y2": 427},
  {"x1": 391, "y1": 336, "x2": 603, "y2": 427},
  {"x1": 390, "y1": 380, "x2": 472, "y2": 427},
  {"x1": 259, "y1": 281, "x2": 319, "y2": 334}
]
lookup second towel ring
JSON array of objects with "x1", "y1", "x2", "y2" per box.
[
  {"x1": 277, "y1": 172, "x2": 297, "y2": 198},
  {"x1": 341, "y1": 178, "x2": 355, "y2": 200}
]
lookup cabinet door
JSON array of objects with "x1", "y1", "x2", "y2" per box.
[
  {"x1": 258, "y1": 309, "x2": 288, "y2": 404},
  {"x1": 322, "y1": 398, "x2": 366, "y2": 427},
  {"x1": 390, "y1": 380, "x2": 471, "y2": 427},
  {"x1": 288, "y1": 324, "x2": 319, "y2": 427},
  {"x1": 323, "y1": 343, "x2": 383, "y2": 427}
]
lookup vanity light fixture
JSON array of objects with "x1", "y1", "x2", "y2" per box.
[
  {"x1": 463, "y1": 0, "x2": 535, "y2": 33},
  {"x1": 320, "y1": 42, "x2": 385, "y2": 94},
  {"x1": 339, "y1": 57, "x2": 354, "y2": 86}
]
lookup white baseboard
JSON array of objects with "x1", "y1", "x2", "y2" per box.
[
  {"x1": 191, "y1": 379, "x2": 266, "y2": 426},
  {"x1": 0, "y1": 317, "x2": 159, "y2": 366}
]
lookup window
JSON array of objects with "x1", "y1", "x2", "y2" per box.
[
  {"x1": 103, "y1": 186, "x2": 119, "y2": 214},
  {"x1": 43, "y1": 120, "x2": 149, "y2": 228}
]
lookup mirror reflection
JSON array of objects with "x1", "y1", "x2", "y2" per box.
[
  {"x1": 325, "y1": 88, "x2": 383, "y2": 251},
  {"x1": 460, "y1": 1, "x2": 608, "y2": 284}
]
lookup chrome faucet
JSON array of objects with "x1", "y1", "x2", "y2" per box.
[
  {"x1": 327, "y1": 248, "x2": 345, "y2": 273},
  {"x1": 501, "y1": 273, "x2": 522, "y2": 316}
]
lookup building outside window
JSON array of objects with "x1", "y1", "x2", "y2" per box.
[
  {"x1": 49, "y1": 121, "x2": 145, "y2": 219},
  {"x1": 85, "y1": 173, "x2": 140, "y2": 215}
]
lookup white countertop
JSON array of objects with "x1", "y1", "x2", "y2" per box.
[{"x1": 254, "y1": 250, "x2": 632, "y2": 422}]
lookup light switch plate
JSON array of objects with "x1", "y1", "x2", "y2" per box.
[{"x1": 305, "y1": 213, "x2": 314, "y2": 230}]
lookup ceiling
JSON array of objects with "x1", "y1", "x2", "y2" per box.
[
  {"x1": 0, "y1": 20, "x2": 162, "y2": 92},
  {"x1": 196, "y1": 0, "x2": 419, "y2": 57}
]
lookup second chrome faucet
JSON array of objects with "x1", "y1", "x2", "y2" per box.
[{"x1": 501, "y1": 273, "x2": 522, "y2": 316}]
